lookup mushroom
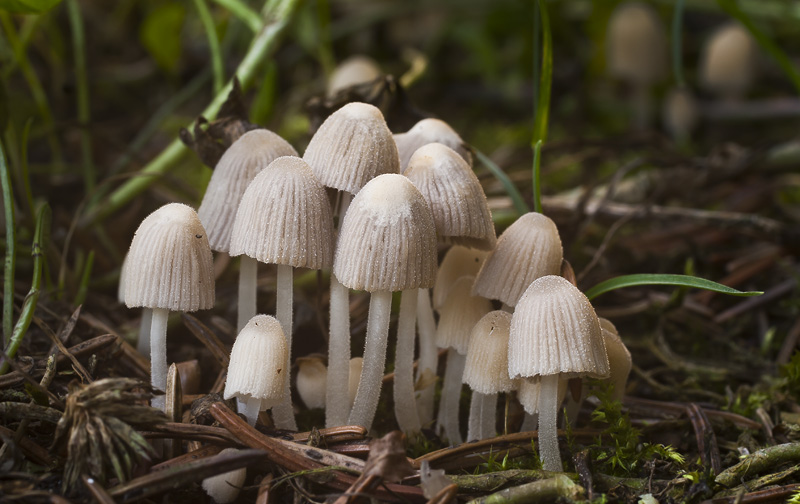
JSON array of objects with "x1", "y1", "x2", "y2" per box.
[
  {"x1": 327, "y1": 55, "x2": 382, "y2": 98},
  {"x1": 296, "y1": 356, "x2": 327, "y2": 410},
  {"x1": 433, "y1": 246, "x2": 489, "y2": 310},
  {"x1": 201, "y1": 448, "x2": 247, "y2": 504},
  {"x1": 699, "y1": 22, "x2": 757, "y2": 101},
  {"x1": 599, "y1": 318, "x2": 632, "y2": 401},
  {"x1": 348, "y1": 357, "x2": 363, "y2": 410},
  {"x1": 124, "y1": 203, "x2": 214, "y2": 409},
  {"x1": 394, "y1": 118, "x2": 472, "y2": 172},
  {"x1": 662, "y1": 87, "x2": 698, "y2": 146}
]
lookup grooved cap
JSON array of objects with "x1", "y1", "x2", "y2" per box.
[
  {"x1": 395, "y1": 118, "x2": 472, "y2": 171},
  {"x1": 463, "y1": 311, "x2": 514, "y2": 394},
  {"x1": 433, "y1": 246, "x2": 488, "y2": 310},
  {"x1": 224, "y1": 315, "x2": 287, "y2": 407},
  {"x1": 435, "y1": 276, "x2": 492, "y2": 354},
  {"x1": 599, "y1": 318, "x2": 632, "y2": 400},
  {"x1": 606, "y1": 2, "x2": 666, "y2": 85},
  {"x1": 124, "y1": 203, "x2": 214, "y2": 311}
]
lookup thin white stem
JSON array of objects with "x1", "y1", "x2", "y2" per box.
[
  {"x1": 237, "y1": 256, "x2": 258, "y2": 332},
  {"x1": 438, "y1": 349, "x2": 466, "y2": 444},
  {"x1": 325, "y1": 273, "x2": 350, "y2": 427},
  {"x1": 415, "y1": 288, "x2": 437, "y2": 426},
  {"x1": 393, "y1": 289, "x2": 421, "y2": 435},
  {"x1": 243, "y1": 396, "x2": 262, "y2": 426},
  {"x1": 137, "y1": 307, "x2": 152, "y2": 357},
  {"x1": 348, "y1": 290, "x2": 392, "y2": 430},
  {"x1": 538, "y1": 374, "x2": 562, "y2": 472},
  {"x1": 272, "y1": 264, "x2": 296, "y2": 430},
  {"x1": 467, "y1": 390, "x2": 482, "y2": 442},
  {"x1": 150, "y1": 307, "x2": 170, "y2": 411},
  {"x1": 480, "y1": 392, "x2": 498, "y2": 440}
]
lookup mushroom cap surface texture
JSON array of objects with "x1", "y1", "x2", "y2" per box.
[
  {"x1": 327, "y1": 55, "x2": 382, "y2": 98},
  {"x1": 229, "y1": 156, "x2": 334, "y2": 269},
  {"x1": 303, "y1": 102, "x2": 399, "y2": 195},
  {"x1": 405, "y1": 143, "x2": 496, "y2": 250},
  {"x1": 395, "y1": 118, "x2": 472, "y2": 171},
  {"x1": 463, "y1": 310, "x2": 515, "y2": 394},
  {"x1": 435, "y1": 276, "x2": 493, "y2": 354},
  {"x1": 599, "y1": 318, "x2": 633, "y2": 398},
  {"x1": 606, "y1": 1, "x2": 667, "y2": 85},
  {"x1": 124, "y1": 203, "x2": 215, "y2": 311},
  {"x1": 509, "y1": 275, "x2": 609, "y2": 380},
  {"x1": 700, "y1": 22, "x2": 757, "y2": 99},
  {"x1": 433, "y1": 245, "x2": 488, "y2": 310},
  {"x1": 224, "y1": 315, "x2": 288, "y2": 408},
  {"x1": 334, "y1": 173, "x2": 437, "y2": 292},
  {"x1": 473, "y1": 212, "x2": 563, "y2": 307},
  {"x1": 198, "y1": 129, "x2": 298, "y2": 253}
]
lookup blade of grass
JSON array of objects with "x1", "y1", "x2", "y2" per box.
[
  {"x1": 67, "y1": 0, "x2": 94, "y2": 193},
  {"x1": 584, "y1": 273, "x2": 763, "y2": 301},
  {"x1": 73, "y1": 249, "x2": 94, "y2": 307},
  {"x1": 1, "y1": 141, "x2": 15, "y2": 345},
  {"x1": 672, "y1": 0, "x2": 685, "y2": 87},
  {"x1": 474, "y1": 148, "x2": 529, "y2": 217},
  {"x1": 212, "y1": 0, "x2": 263, "y2": 33},
  {"x1": 19, "y1": 118, "x2": 35, "y2": 223},
  {"x1": 192, "y1": 0, "x2": 225, "y2": 94},
  {"x1": 531, "y1": 0, "x2": 551, "y2": 216},
  {"x1": 532, "y1": 140, "x2": 542, "y2": 214}
]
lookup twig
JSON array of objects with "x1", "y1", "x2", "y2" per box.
[
  {"x1": 0, "y1": 424, "x2": 56, "y2": 467},
  {"x1": 716, "y1": 442, "x2": 800, "y2": 488},
  {"x1": 181, "y1": 313, "x2": 230, "y2": 367},
  {"x1": 465, "y1": 474, "x2": 583, "y2": 504},
  {"x1": 714, "y1": 278, "x2": 796, "y2": 323},
  {"x1": 685, "y1": 403, "x2": 722, "y2": 475},
  {"x1": 151, "y1": 444, "x2": 223, "y2": 472},
  {"x1": 81, "y1": 474, "x2": 115, "y2": 504},
  {"x1": 0, "y1": 402, "x2": 62, "y2": 423},
  {"x1": 143, "y1": 422, "x2": 241, "y2": 445},
  {"x1": 37, "y1": 312, "x2": 92, "y2": 383}
]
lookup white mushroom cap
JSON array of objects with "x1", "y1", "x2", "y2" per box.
[
  {"x1": 334, "y1": 173, "x2": 437, "y2": 292},
  {"x1": 198, "y1": 129, "x2": 298, "y2": 253},
  {"x1": 699, "y1": 23, "x2": 757, "y2": 100},
  {"x1": 606, "y1": 2, "x2": 667, "y2": 85},
  {"x1": 463, "y1": 311, "x2": 514, "y2": 394},
  {"x1": 303, "y1": 102, "x2": 400, "y2": 195},
  {"x1": 405, "y1": 143, "x2": 496, "y2": 251},
  {"x1": 662, "y1": 87, "x2": 698, "y2": 141},
  {"x1": 201, "y1": 448, "x2": 247, "y2": 504},
  {"x1": 516, "y1": 376, "x2": 567, "y2": 415},
  {"x1": 296, "y1": 356, "x2": 327, "y2": 409},
  {"x1": 124, "y1": 203, "x2": 215, "y2": 311},
  {"x1": 598, "y1": 318, "x2": 632, "y2": 401},
  {"x1": 229, "y1": 156, "x2": 334, "y2": 270},
  {"x1": 348, "y1": 357, "x2": 363, "y2": 409},
  {"x1": 473, "y1": 212, "x2": 563, "y2": 307},
  {"x1": 435, "y1": 276, "x2": 492, "y2": 354},
  {"x1": 394, "y1": 118, "x2": 472, "y2": 171},
  {"x1": 433, "y1": 246, "x2": 488, "y2": 310},
  {"x1": 224, "y1": 315, "x2": 287, "y2": 409},
  {"x1": 327, "y1": 55, "x2": 382, "y2": 98},
  {"x1": 509, "y1": 275, "x2": 609, "y2": 380}
]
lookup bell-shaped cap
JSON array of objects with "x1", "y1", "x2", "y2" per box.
[
  {"x1": 198, "y1": 129, "x2": 298, "y2": 253},
  {"x1": 201, "y1": 448, "x2": 247, "y2": 504},
  {"x1": 303, "y1": 102, "x2": 399, "y2": 194},
  {"x1": 224, "y1": 315, "x2": 287, "y2": 408},
  {"x1": 327, "y1": 55, "x2": 382, "y2": 98},
  {"x1": 699, "y1": 23, "x2": 757, "y2": 100},
  {"x1": 473, "y1": 212, "x2": 563, "y2": 307},
  {"x1": 229, "y1": 156, "x2": 334, "y2": 269},
  {"x1": 296, "y1": 357, "x2": 327, "y2": 409},
  {"x1": 606, "y1": 2, "x2": 666, "y2": 85},
  {"x1": 509, "y1": 275, "x2": 609, "y2": 380},
  {"x1": 334, "y1": 173, "x2": 437, "y2": 292},
  {"x1": 516, "y1": 376, "x2": 567, "y2": 415},
  {"x1": 124, "y1": 203, "x2": 215, "y2": 311},
  {"x1": 405, "y1": 143, "x2": 496, "y2": 251},
  {"x1": 433, "y1": 246, "x2": 488, "y2": 310},
  {"x1": 598, "y1": 318, "x2": 632, "y2": 401},
  {"x1": 463, "y1": 311, "x2": 514, "y2": 394},
  {"x1": 395, "y1": 118, "x2": 472, "y2": 171},
  {"x1": 435, "y1": 276, "x2": 492, "y2": 354}
]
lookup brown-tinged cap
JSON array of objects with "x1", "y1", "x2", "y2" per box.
[
  {"x1": 598, "y1": 318, "x2": 632, "y2": 400},
  {"x1": 433, "y1": 245, "x2": 488, "y2": 310},
  {"x1": 509, "y1": 275, "x2": 609, "y2": 380},
  {"x1": 296, "y1": 357, "x2": 327, "y2": 409},
  {"x1": 606, "y1": 2, "x2": 666, "y2": 85},
  {"x1": 463, "y1": 310, "x2": 514, "y2": 394},
  {"x1": 229, "y1": 156, "x2": 334, "y2": 270},
  {"x1": 405, "y1": 143, "x2": 496, "y2": 250},
  {"x1": 327, "y1": 56, "x2": 382, "y2": 98},
  {"x1": 303, "y1": 102, "x2": 399, "y2": 194},
  {"x1": 124, "y1": 203, "x2": 215, "y2": 311},
  {"x1": 198, "y1": 129, "x2": 298, "y2": 253},
  {"x1": 435, "y1": 276, "x2": 492, "y2": 354},
  {"x1": 395, "y1": 118, "x2": 472, "y2": 171},
  {"x1": 224, "y1": 314, "x2": 287, "y2": 407},
  {"x1": 334, "y1": 173, "x2": 437, "y2": 291},
  {"x1": 473, "y1": 212, "x2": 563, "y2": 307},
  {"x1": 699, "y1": 23, "x2": 757, "y2": 100}
]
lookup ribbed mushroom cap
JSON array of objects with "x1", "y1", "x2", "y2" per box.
[
  {"x1": 395, "y1": 118, "x2": 472, "y2": 171},
  {"x1": 229, "y1": 156, "x2": 334, "y2": 269},
  {"x1": 433, "y1": 246, "x2": 488, "y2": 310},
  {"x1": 201, "y1": 448, "x2": 247, "y2": 504},
  {"x1": 516, "y1": 376, "x2": 567, "y2": 415},
  {"x1": 405, "y1": 143, "x2": 496, "y2": 251},
  {"x1": 296, "y1": 357, "x2": 327, "y2": 409},
  {"x1": 598, "y1": 318, "x2": 632, "y2": 399},
  {"x1": 327, "y1": 55, "x2": 382, "y2": 98},
  {"x1": 198, "y1": 129, "x2": 298, "y2": 253},
  {"x1": 334, "y1": 173, "x2": 437, "y2": 291},
  {"x1": 463, "y1": 311, "x2": 514, "y2": 394},
  {"x1": 606, "y1": 2, "x2": 666, "y2": 85},
  {"x1": 473, "y1": 212, "x2": 563, "y2": 307},
  {"x1": 224, "y1": 315, "x2": 287, "y2": 407},
  {"x1": 435, "y1": 276, "x2": 493, "y2": 354},
  {"x1": 509, "y1": 275, "x2": 609, "y2": 380},
  {"x1": 124, "y1": 203, "x2": 215, "y2": 311},
  {"x1": 699, "y1": 23, "x2": 757, "y2": 99},
  {"x1": 303, "y1": 102, "x2": 399, "y2": 194}
]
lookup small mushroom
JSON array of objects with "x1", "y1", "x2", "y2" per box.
[
  {"x1": 700, "y1": 22, "x2": 757, "y2": 101},
  {"x1": 201, "y1": 448, "x2": 247, "y2": 503},
  {"x1": 327, "y1": 55, "x2": 382, "y2": 98},
  {"x1": 296, "y1": 356, "x2": 327, "y2": 410},
  {"x1": 394, "y1": 118, "x2": 472, "y2": 171}
]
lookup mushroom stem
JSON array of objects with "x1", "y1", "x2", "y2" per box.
[
  {"x1": 394, "y1": 289, "x2": 421, "y2": 435},
  {"x1": 325, "y1": 273, "x2": 350, "y2": 427},
  {"x1": 438, "y1": 348, "x2": 466, "y2": 444},
  {"x1": 467, "y1": 391, "x2": 482, "y2": 442},
  {"x1": 480, "y1": 392, "x2": 498, "y2": 439},
  {"x1": 237, "y1": 256, "x2": 258, "y2": 332},
  {"x1": 271, "y1": 264, "x2": 297, "y2": 430},
  {"x1": 243, "y1": 396, "x2": 262, "y2": 426},
  {"x1": 538, "y1": 374, "x2": 562, "y2": 472},
  {"x1": 150, "y1": 307, "x2": 170, "y2": 410},
  {"x1": 137, "y1": 307, "x2": 152, "y2": 357},
  {"x1": 415, "y1": 288, "x2": 437, "y2": 425},
  {"x1": 348, "y1": 290, "x2": 392, "y2": 430}
]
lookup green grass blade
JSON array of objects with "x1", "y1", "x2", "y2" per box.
[
  {"x1": 474, "y1": 148, "x2": 529, "y2": 217},
  {"x1": 73, "y1": 249, "x2": 94, "y2": 307},
  {"x1": 532, "y1": 140, "x2": 542, "y2": 214},
  {"x1": 212, "y1": 0, "x2": 263, "y2": 33},
  {"x1": 67, "y1": 0, "x2": 94, "y2": 193},
  {"x1": 0, "y1": 141, "x2": 15, "y2": 345},
  {"x1": 192, "y1": 0, "x2": 225, "y2": 94},
  {"x1": 672, "y1": 0, "x2": 685, "y2": 87},
  {"x1": 19, "y1": 118, "x2": 35, "y2": 221},
  {"x1": 584, "y1": 273, "x2": 763, "y2": 301},
  {"x1": 532, "y1": 0, "x2": 552, "y2": 145}
]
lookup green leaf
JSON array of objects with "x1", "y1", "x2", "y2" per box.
[
  {"x1": 0, "y1": 0, "x2": 61, "y2": 14},
  {"x1": 532, "y1": 0, "x2": 552, "y2": 145},
  {"x1": 139, "y1": 2, "x2": 186, "y2": 73},
  {"x1": 585, "y1": 273, "x2": 763, "y2": 301}
]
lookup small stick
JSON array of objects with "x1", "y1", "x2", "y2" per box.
[
  {"x1": 181, "y1": 313, "x2": 229, "y2": 367},
  {"x1": 151, "y1": 445, "x2": 223, "y2": 471},
  {"x1": 81, "y1": 474, "x2": 116, "y2": 504},
  {"x1": 716, "y1": 443, "x2": 800, "y2": 488}
]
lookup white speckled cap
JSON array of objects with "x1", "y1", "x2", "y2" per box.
[
  {"x1": 463, "y1": 311, "x2": 514, "y2": 394},
  {"x1": 224, "y1": 315, "x2": 287, "y2": 408},
  {"x1": 700, "y1": 23, "x2": 757, "y2": 99},
  {"x1": 509, "y1": 275, "x2": 609, "y2": 380},
  {"x1": 473, "y1": 212, "x2": 563, "y2": 307},
  {"x1": 394, "y1": 118, "x2": 472, "y2": 171},
  {"x1": 124, "y1": 203, "x2": 215, "y2": 311},
  {"x1": 229, "y1": 156, "x2": 334, "y2": 270},
  {"x1": 435, "y1": 276, "x2": 493, "y2": 354},
  {"x1": 405, "y1": 143, "x2": 496, "y2": 251},
  {"x1": 327, "y1": 56, "x2": 382, "y2": 98},
  {"x1": 598, "y1": 318, "x2": 632, "y2": 400},
  {"x1": 607, "y1": 2, "x2": 666, "y2": 85},
  {"x1": 303, "y1": 102, "x2": 399, "y2": 195},
  {"x1": 334, "y1": 173, "x2": 437, "y2": 292},
  {"x1": 433, "y1": 246, "x2": 488, "y2": 310},
  {"x1": 516, "y1": 376, "x2": 567, "y2": 415},
  {"x1": 198, "y1": 129, "x2": 298, "y2": 253}
]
